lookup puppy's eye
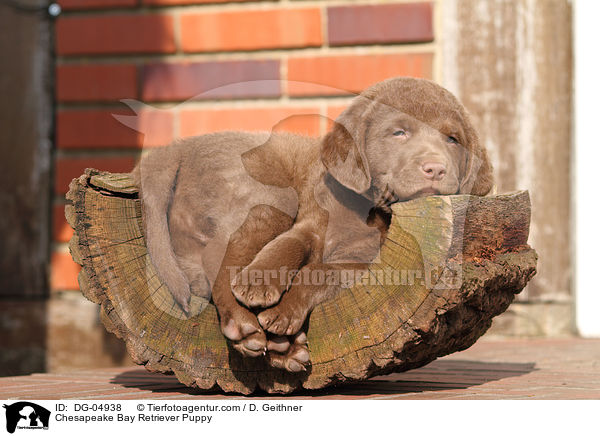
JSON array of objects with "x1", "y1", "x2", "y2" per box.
[
  {"x1": 393, "y1": 129, "x2": 407, "y2": 137},
  {"x1": 447, "y1": 136, "x2": 459, "y2": 144}
]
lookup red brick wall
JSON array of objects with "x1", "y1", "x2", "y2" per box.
[{"x1": 52, "y1": 0, "x2": 435, "y2": 292}]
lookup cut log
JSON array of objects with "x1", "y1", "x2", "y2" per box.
[{"x1": 66, "y1": 168, "x2": 537, "y2": 394}]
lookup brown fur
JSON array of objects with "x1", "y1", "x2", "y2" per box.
[{"x1": 134, "y1": 77, "x2": 494, "y2": 372}]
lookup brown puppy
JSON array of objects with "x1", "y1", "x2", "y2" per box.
[{"x1": 134, "y1": 77, "x2": 494, "y2": 372}]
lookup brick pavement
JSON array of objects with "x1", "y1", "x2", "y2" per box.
[{"x1": 1, "y1": 338, "x2": 598, "y2": 400}]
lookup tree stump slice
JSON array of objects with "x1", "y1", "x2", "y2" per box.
[{"x1": 66, "y1": 168, "x2": 537, "y2": 394}]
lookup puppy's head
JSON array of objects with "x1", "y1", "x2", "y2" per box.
[{"x1": 321, "y1": 77, "x2": 494, "y2": 204}]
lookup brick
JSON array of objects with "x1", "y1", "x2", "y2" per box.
[
  {"x1": 55, "y1": 157, "x2": 136, "y2": 194},
  {"x1": 328, "y1": 3, "x2": 434, "y2": 46},
  {"x1": 141, "y1": 60, "x2": 280, "y2": 101},
  {"x1": 144, "y1": 0, "x2": 255, "y2": 4},
  {"x1": 58, "y1": 0, "x2": 137, "y2": 10},
  {"x1": 180, "y1": 107, "x2": 321, "y2": 137},
  {"x1": 181, "y1": 9, "x2": 321, "y2": 52},
  {"x1": 51, "y1": 252, "x2": 81, "y2": 291},
  {"x1": 287, "y1": 53, "x2": 433, "y2": 96},
  {"x1": 56, "y1": 15, "x2": 175, "y2": 56},
  {"x1": 57, "y1": 109, "x2": 174, "y2": 149},
  {"x1": 325, "y1": 104, "x2": 348, "y2": 130},
  {"x1": 53, "y1": 205, "x2": 74, "y2": 243},
  {"x1": 56, "y1": 64, "x2": 137, "y2": 102}
]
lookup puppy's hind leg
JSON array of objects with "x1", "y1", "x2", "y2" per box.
[{"x1": 136, "y1": 150, "x2": 192, "y2": 312}]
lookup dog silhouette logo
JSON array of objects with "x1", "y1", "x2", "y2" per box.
[{"x1": 3, "y1": 402, "x2": 50, "y2": 433}]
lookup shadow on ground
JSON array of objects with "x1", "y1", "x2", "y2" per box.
[{"x1": 110, "y1": 359, "x2": 537, "y2": 397}]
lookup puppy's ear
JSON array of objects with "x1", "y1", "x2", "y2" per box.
[
  {"x1": 459, "y1": 124, "x2": 494, "y2": 195},
  {"x1": 321, "y1": 97, "x2": 372, "y2": 194}
]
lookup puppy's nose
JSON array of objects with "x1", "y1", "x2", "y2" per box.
[{"x1": 421, "y1": 162, "x2": 446, "y2": 180}]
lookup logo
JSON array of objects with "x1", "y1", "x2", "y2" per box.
[{"x1": 3, "y1": 402, "x2": 50, "y2": 434}]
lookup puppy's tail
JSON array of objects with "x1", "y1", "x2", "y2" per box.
[{"x1": 134, "y1": 148, "x2": 191, "y2": 313}]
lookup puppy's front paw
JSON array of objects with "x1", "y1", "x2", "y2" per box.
[
  {"x1": 266, "y1": 331, "x2": 310, "y2": 373},
  {"x1": 257, "y1": 298, "x2": 307, "y2": 336},
  {"x1": 231, "y1": 268, "x2": 284, "y2": 308},
  {"x1": 219, "y1": 307, "x2": 266, "y2": 358}
]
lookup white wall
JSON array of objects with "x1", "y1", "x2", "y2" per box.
[{"x1": 574, "y1": 0, "x2": 600, "y2": 337}]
